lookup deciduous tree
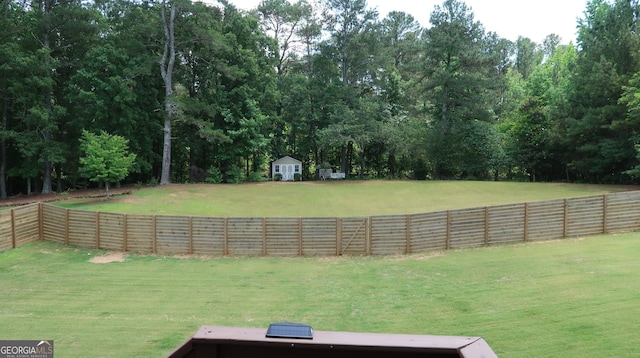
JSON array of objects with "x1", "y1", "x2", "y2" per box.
[{"x1": 79, "y1": 130, "x2": 136, "y2": 197}]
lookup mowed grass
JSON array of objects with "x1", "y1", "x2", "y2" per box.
[
  {"x1": 4, "y1": 181, "x2": 640, "y2": 356},
  {"x1": 55, "y1": 181, "x2": 636, "y2": 217},
  {"x1": 1, "y1": 235, "x2": 640, "y2": 357}
]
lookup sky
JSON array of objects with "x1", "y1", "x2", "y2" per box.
[{"x1": 226, "y1": 0, "x2": 589, "y2": 44}]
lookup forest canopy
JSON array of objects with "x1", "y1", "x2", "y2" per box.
[{"x1": 1, "y1": 0, "x2": 640, "y2": 197}]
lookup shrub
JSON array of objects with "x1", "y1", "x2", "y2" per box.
[
  {"x1": 205, "y1": 167, "x2": 222, "y2": 184},
  {"x1": 246, "y1": 171, "x2": 266, "y2": 183},
  {"x1": 294, "y1": 173, "x2": 302, "y2": 181},
  {"x1": 274, "y1": 173, "x2": 283, "y2": 181},
  {"x1": 225, "y1": 166, "x2": 242, "y2": 184}
]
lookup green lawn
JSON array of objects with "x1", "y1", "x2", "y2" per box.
[
  {"x1": 4, "y1": 181, "x2": 640, "y2": 357},
  {"x1": 1, "y1": 235, "x2": 639, "y2": 357},
  {"x1": 54, "y1": 181, "x2": 636, "y2": 217}
]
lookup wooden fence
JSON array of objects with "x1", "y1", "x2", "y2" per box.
[
  {"x1": 2, "y1": 191, "x2": 640, "y2": 256},
  {"x1": 0, "y1": 204, "x2": 41, "y2": 251}
]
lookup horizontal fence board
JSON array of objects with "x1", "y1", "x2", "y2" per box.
[
  {"x1": 525, "y1": 199, "x2": 565, "y2": 240},
  {"x1": 606, "y1": 217, "x2": 640, "y2": 232},
  {"x1": 449, "y1": 208, "x2": 486, "y2": 249},
  {"x1": 126, "y1": 214, "x2": 154, "y2": 252},
  {"x1": 0, "y1": 212, "x2": 10, "y2": 226},
  {"x1": 606, "y1": 191, "x2": 640, "y2": 232},
  {"x1": 0, "y1": 211, "x2": 12, "y2": 251},
  {"x1": 301, "y1": 217, "x2": 337, "y2": 256},
  {"x1": 488, "y1": 204, "x2": 525, "y2": 244},
  {"x1": 42, "y1": 205, "x2": 66, "y2": 244},
  {"x1": 556, "y1": 196, "x2": 604, "y2": 237},
  {"x1": 13, "y1": 205, "x2": 40, "y2": 247},
  {"x1": 265, "y1": 217, "x2": 300, "y2": 256},
  {"x1": 566, "y1": 196, "x2": 605, "y2": 237},
  {"x1": 409, "y1": 211, "x2": 448, "y2": 252},
  {"x1": 371, "y1": 215, "x2": 407, "y2": 255},
  {"x1": 68, "y1": 210, "x2": 96, "y2": 247},
  {"x1": 156, "y1": 216, "x2": 190, "y2": 255},
  {"x1": 99, "y1": 212, "x2": 125, "y2": 250},
  {"x1": 227, "y1": 218, "x2": 263, "y2": 255},
  {"x1": 191, "y1": 217, "x2": 225, "y2": 256},
  {"x1": 606, "y1": 191, "x2": 640, "y2": 203}
]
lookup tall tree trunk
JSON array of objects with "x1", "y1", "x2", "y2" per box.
[
  {"x1": 42, "y1": 134, "x2": 52, "y2": 193},
  {"x1": 55, "y1": 165, "x2": 62, "y2": 192},
  {"x1": 340, "y1": 144, "x2": 347, "y2": 173},
  {"x1": 1, "y1": 80, "x2": 6, "y2": 199},
  {"x1": 388, "y1": 151, "x2": 396, "y2": 178},
  {"x1": 159, "y1": 0, "x2": 176, "y2": 185},
  {"x1": 347, "y1": 141, "x2": 353, "y2": 175},
  {"x1": 1, "y1": 0, "x2": 8, "y2": 198},
  {"x1": 41, "y1": 0, "x2": 53, "y2": 194}
]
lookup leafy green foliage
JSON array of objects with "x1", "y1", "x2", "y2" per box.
[
  {"x1": 420, "y1": 0, "x2": 498, "y2": 178},
  {"x1": 566, "y1": 0, "x2": 640, "y2": 183},
  {"x1": 514, "y1": 36, "x2": 543, "y2": 80},
  {"x1": 4, "y1": 0, "x2": 640, "y2": 194},
  {"x1": 79, "y1": 130, "x2": 136, "y2": 196},
  {"x1": 507, "y1": 97, "x2": 551, "y2": 181},
  {"x1": 205, "y1": 166, "x2": 223, "y2": 184}
]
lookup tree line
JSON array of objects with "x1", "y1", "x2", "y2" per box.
[{"x1": 1, "y1": 0, "x2": 640, "y2": 197}]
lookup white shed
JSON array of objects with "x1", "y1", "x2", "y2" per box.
[{"x1": 272, "y1": 156, "x2": 302, "y2": 181}]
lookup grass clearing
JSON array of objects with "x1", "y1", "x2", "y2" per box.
[
  {"x1": 54, "y1": 181, "x2": 636, "y2": 217},
  {"x1": 1, "y1": 235, "x2": 639, "y2": 357}
]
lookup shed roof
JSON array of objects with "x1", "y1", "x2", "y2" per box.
[{"x1": 273, "y1": 156, "x2": 302, "y2": 165}]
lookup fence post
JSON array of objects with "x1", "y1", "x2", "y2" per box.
[
  {"x1": 298, "y1": 217, "x2": 303, "y2": 256},
  {"x1": 524, "y1": 203, "x2": 529, "y2": 242},
  {"x1": 38, "y1": 203, "x2": 43, "y2": 241},
  {"x1": 223, "y1": 217, "x2": 229, "y2": 256},
  {"x1": 10, "y1": 209, "x2": 16, "y2": 249},
  {"x1": 189, "y1": 216, "x2": 194, "y2": 255},
  {"x1": 336, "y1": 218, "x2": 342, "y2": 256},
  {"x1": 484, "y1": 207, "x2": 489, "y2": 246},
  {"x1": 563, "y1": 199, "x2": 569, "y2": 238},
  {"x1": 64, "y1": 209, "x2": 70, "y2": 246},
  {"x1": 446, "y1": 210, "x2": 451, "y2": 250},
  {"x1": 123, "y1": 214, "x2": 128, "y2": 251},
  {"x1": 602, "y1": 194, "x2": 608, "y2": 234},
  {"x1": 262, "y1": 217, "x2": 267, "y2": 256},
  {"x1": 365, "y1": 217, "x2": 372, "y2": 255},
  {"x1": 95, "y1": 212, "x2": 100, "y2": 249},
  {"x1": 152, "y1": 215, "x2": 157, "y2": 254},
  {"x1": 405, "y1": 214, "x2": 411, "y2": 254}
]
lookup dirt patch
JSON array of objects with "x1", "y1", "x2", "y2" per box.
[
  {"x1": 0, "y1": 187, "x2": 134, "y2": 208},
  {"x1": 90, "y1": 252, "x2": 126, "y2": 263}
]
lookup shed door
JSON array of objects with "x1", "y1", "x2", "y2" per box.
[{"x1": 283, "y1": 165, "x2": 292, "y2": 181}]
